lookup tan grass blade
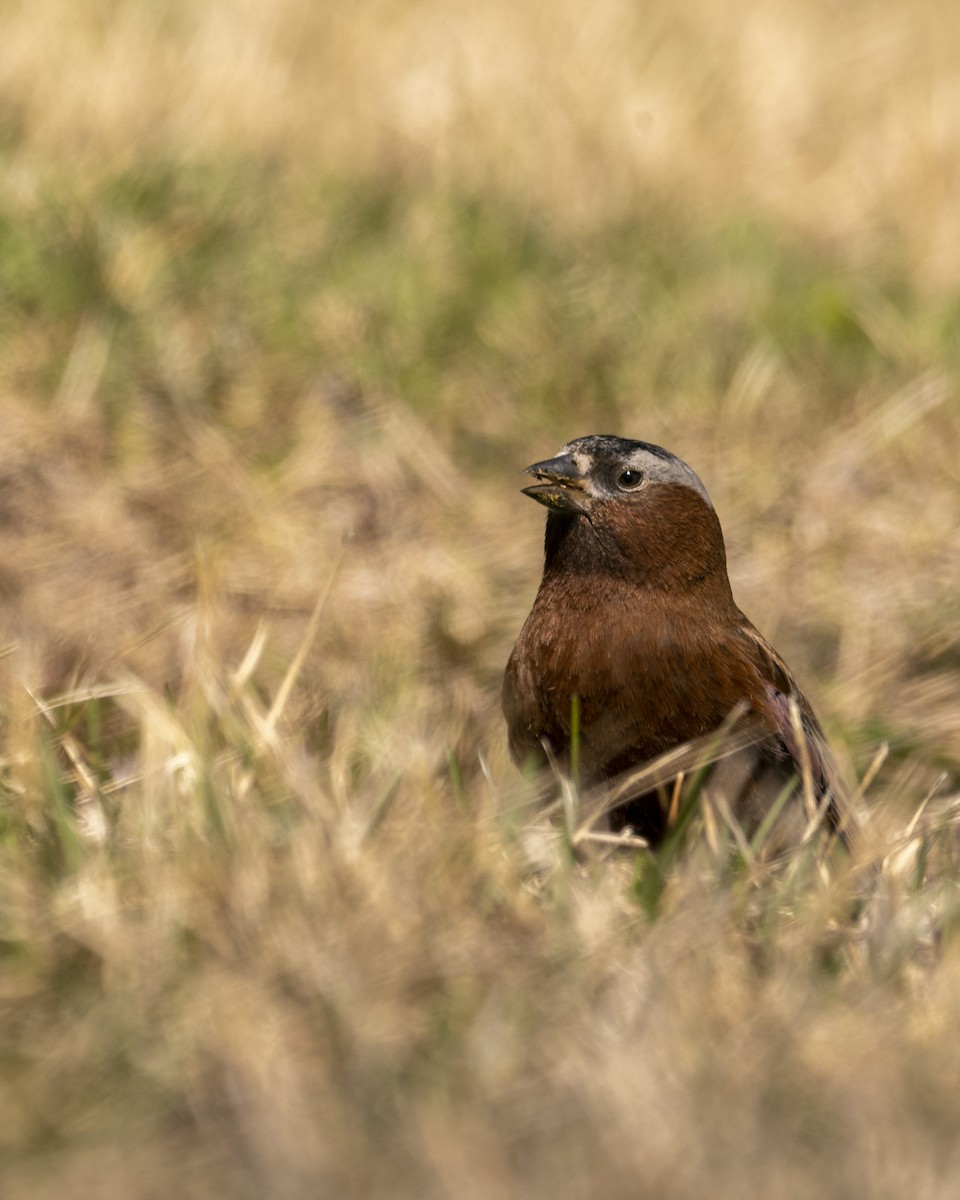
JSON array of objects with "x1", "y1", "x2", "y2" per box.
[{"x1": 264, "y1": 543, "x2": 344, "y2": 739}]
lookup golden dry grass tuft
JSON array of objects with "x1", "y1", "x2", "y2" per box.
[{"x1": 1, "y1": 0, "x2": 959, "y2": 1195}]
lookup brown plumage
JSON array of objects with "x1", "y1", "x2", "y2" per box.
[{"x1": 502, "y1": 435, "x2": 848, "y2": 850}]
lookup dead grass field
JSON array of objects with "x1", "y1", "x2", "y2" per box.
[{"x1": 1, "y1": 1, "x2": 959, "y2": 1196}]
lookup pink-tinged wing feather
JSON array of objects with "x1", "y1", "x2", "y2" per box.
[
  {"x1": 762, "y1": 681, "x2": 830, "y2": 797},
  {"x1": 735, "y1": 618, "x2": 850, "y2": 839}
]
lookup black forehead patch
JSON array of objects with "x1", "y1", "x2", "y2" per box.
[{"x1": 564, "y1": 435, "x2": 676, "y2": 463}]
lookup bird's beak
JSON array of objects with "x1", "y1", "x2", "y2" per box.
[{"x1": 521, "y1": 454, "x2": 590, "y2": 515}]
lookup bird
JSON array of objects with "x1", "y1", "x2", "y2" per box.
[{"x1": 502, "y1": 435, "x2": 849, "y2": 853}]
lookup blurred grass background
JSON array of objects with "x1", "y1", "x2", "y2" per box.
[{"x1": 1, "y1": 1, "x2": 960, "y2": 1195}]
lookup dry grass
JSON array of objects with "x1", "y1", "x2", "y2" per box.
[{"x1": 1, "y1": 0, "x2": 959, "y2": 1195}]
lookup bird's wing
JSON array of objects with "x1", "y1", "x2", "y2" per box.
[{"x1": 733, "y1": 618, "x2": 852, "y2": 840}]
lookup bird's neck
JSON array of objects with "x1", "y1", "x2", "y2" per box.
[{"x1": 542, "y1": 486, "x2": 736, "y2": 603}]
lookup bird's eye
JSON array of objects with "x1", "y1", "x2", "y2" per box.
[{"x1": 617, "y1": 468, "x2": 643, "y2": 490}]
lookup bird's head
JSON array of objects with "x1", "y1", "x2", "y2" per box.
[{"x1": 521, "y1": 435, "x2": 729, "y2": 588}]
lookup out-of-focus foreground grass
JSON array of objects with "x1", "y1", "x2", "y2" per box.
[{"x1": 1, "y1": 1, "x2": 960, "y2": 1195}]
